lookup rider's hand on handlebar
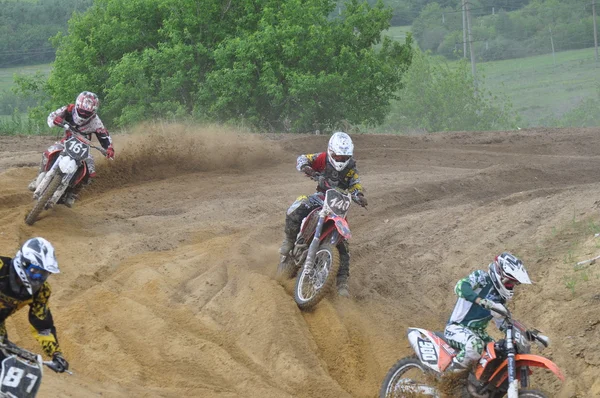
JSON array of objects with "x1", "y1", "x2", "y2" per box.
[
  {"x1": 356, "y1": 193, "x2": 368, "y2": 207},
  {"x1": 301, "y1": 165, "x2": 317, "y2": 177},
  {"x1": 106, "y1": 146, "x2": 115, "y2": 159},
  {"x1": 53, "y1": 116, "x2": 64, "y2": 127},
  {"x1": 317, "y1": 175, "x2": 330, "y2": 190},
  {"x1": 52, "y1": 352, "x2": 69, "y2": 373}
]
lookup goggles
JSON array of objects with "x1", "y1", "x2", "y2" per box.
[
  {"x1": 77, "y1": 108, "x2": 94, "y2": 119},
  {"x1": 502, "y1": 277, "x2": 520, "y2": 289},
  {"x1": 331, "y1": 154, "x2": 351, "y2": 163},
  {"x1": 23, "y1": 261, "x2": 50, "y2": 283}
]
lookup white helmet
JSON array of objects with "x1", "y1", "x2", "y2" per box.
[
  {"x1": 327, "y1": 132, "x2": 354, "y2": 172},
  {"x1": 12, "y1": 238, "x2": 60, "y2": 295},
  {"x1": 489, "y1": 252, "x2": 531, "y2": 301}
]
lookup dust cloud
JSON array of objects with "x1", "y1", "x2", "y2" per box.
[{"x1": 90, "y1": 123, "x2": 288, "y2": 193}]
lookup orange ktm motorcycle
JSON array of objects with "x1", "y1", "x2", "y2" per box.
[{"x1": 379, "y1": 309, "x2": 564, "y2": 398}]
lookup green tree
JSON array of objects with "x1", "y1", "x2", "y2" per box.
[
  {"x1": 0, "y1": 0, "x2": 93, "y2": 67},
  {"x1": 385, "y1": 49, "x2": 518, "y2": 132},
  {"x1": 41, "y1": 0, "x2": 412, "y2": 131},
  {"x1": 554, "y1": 82, "x2": 600, "y2": 127}
]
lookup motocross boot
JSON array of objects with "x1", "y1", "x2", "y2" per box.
[
  {"x1": 279, "y1": 218, "x2": 300, "y2": 255},
  {"x1": 62, "y1": 192, "x2": 77, "y2": 208},
  {"x1": 336, "y1": 277, "x2": 350, "y2": 297},
  {"x1": 62, "y1": 180, "x2": 88, "y2": 208},
  {"x1": 28, "y1": 179, "x2": 38, "y2": 192},
  {"x1": 446, "y1": 358, "x2": 469, "y2": 373},
  {"x1": 28, "y1": 160, "x2": 46, "y2": 192}
]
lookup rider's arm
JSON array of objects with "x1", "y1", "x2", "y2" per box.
[
  {"x1": 47, "y1": 106, "x2": 68, "y2": 128},
  {"x1": 87, "y1": 115, "x2": 113, "y2": 150},
  {"x1": 296, "y1": 152, "x2": 326, "y2": 173},
  {"x1": 28, "y1": 282, "x2": 62, "y2": 357},
  {"x1": 0, "y1": 322, "x2": 6, "y2": 343},
  {"x1": 345, "y1": 167, "x2": 363, "y2": 195},
  {"x1": 454, "y1": 270, "x2": 487, "y2": 303},
  {"x1": 95, "y1": 127, "x2": 113, "y2": 150}
]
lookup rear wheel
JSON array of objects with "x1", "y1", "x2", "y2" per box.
[
  {"x1": 518, "y1": 390, "x2": 548, "y2": 398},
  {"x1": 294, "y1": 243, "x2": 339, "y2": 310},
  {"x1": 379, "y1": 357, "x2": 438, "y2": 398},
  {"x1": 24, "y1": 174, "x2": 62, "y2": 226}
]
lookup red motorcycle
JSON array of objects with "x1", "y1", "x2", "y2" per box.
[
  {"x1": 25, "y1": 123, "x2": 106, "y2": 225},
  {"x1": 277, "y1": 175, "x2": 361, "y2": 310},
  {"x1": 379, "y1": 308, "x2": 564, "y2": 398}
]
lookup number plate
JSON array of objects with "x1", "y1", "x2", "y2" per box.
[
  {"x1": 417, "y1": 338, "x2": 438, "y2": 364},
  {"x1": 324, "y1": 190, "x2": 351, "y2": 217},
  {"x1": 0, "y1": 356, "x2": 42, "y2": 397},
  {"x1": 64, "y1": 136, "x2": 90, "y2": 161}
]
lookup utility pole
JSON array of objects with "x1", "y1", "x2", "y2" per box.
[
  {"x1": 593, "y1": 1, "x2": 599, "y2": 62},
  {"x1": 462, "y1": 0, "x2": 467, "y2": 58},
  {"x1": 549, "y1": 26, "x2": 556, "y2": 65},
  {"x1": 465, "y1": 0, "x2": 477, "y2": 93}
]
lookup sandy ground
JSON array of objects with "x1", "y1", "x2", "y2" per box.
[{"x1": 0, "y1": 125, "x2": 599, "y2": 398}]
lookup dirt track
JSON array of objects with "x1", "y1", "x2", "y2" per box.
[{"x1": 0, "y1": 125, "x2": 599, "y2": 397}]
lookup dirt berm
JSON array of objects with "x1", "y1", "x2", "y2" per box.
[{"x1": 0, "y1": 125, "x2": 598, "y2": 397}]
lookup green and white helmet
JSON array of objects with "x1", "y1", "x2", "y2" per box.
[{"x1": 489, "y1": 252, "x2": 531, "y2": 300}]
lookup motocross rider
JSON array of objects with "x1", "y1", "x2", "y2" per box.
[
  {"x1": 445, "y1": 252, "x2": 531, "y2": 372},
  {"x1": 278, "y1": 132, "x2": 368, "y2": 297},
  {"x1": 0, "y1": 237, "x2": 69, "y2": 373},
  {"x1": 28, "y1": 91, "x2": 115, "y2": 207}
]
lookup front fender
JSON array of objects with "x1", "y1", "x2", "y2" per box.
[
  {"x1": 331, "y1": 215, "x2": 352, "y2": 240},
  {"x1": 58, "y1": 155, "x2": 78, "y2": 174},
  {"x1": 491, "y1": 354, "x2": 565, "y2": 387}
]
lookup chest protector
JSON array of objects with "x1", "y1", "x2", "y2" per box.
[
  {"x1": 64, "y1": 104, "x2": 93, "y2": 140},
  {"x1": 318, "y1": 158, "x2": 356, "y2": 192}
]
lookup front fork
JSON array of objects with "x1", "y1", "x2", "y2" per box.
[
  {"x1": 506, "y1": 327, "x2": 519, "y2": 398},
  {"x1": 33, "y1": 156, "x2": 76, "y2": 205},
  {"x1": 303, "y1": 211, "x2": 326, "y2": 270}
]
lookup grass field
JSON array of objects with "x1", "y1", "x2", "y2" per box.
[
  {"x1": 478, "y1": 48, "x2": 599, "y2": 126},
  {"x1": 385, "y1": 26, "x2": 599, "y2": 127},
  {"x1": 0, "y1": 63, "x2": 52, "y2": 91}
]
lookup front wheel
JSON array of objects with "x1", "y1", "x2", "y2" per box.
[
  {"x1": 518, "y1": 390, "x2": 548, "y2": 398},
  {"x1": 379, "y1": 357, "x2": 438, "y2": 398},
  {"x1": 294, "y1": 243, "x2": 340, "y2": 310},
  {"x1": 24, "y1": 173, "x2": 62, "y2": 226}
]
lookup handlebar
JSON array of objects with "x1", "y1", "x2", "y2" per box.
[
  {"x1": 489, "y1": 308, "x2": 550, "y2": 348},
  {"x1": 62, "y1": 123, "x2": 108, "y2": 157},
  {"x1": 309, "y1": 173, "x2": 367, "y2": 208},
  {"x1": 0, "y1": 341, "x2": 73, "y2": 375},
  {"x1": 42, "y1": 360, "x2": 73, "y2": 375}
]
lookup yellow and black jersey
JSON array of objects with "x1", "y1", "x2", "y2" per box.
[{"x1": 0, "y1": 256, "x2": 61, "y2": 357}]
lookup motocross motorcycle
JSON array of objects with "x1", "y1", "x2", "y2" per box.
[
  {"x1": 379, "y1": 308, "x2": 564, "y2": 398},
  {"x1": 0, "y1": 340, "x2": 70, "y2": 398},
  {"x1": 25, "y1": 123, "x2": 106, "y2": 225},
  {"x1": 276, "y1": 174, "x2": 363, "y2": 310}
]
